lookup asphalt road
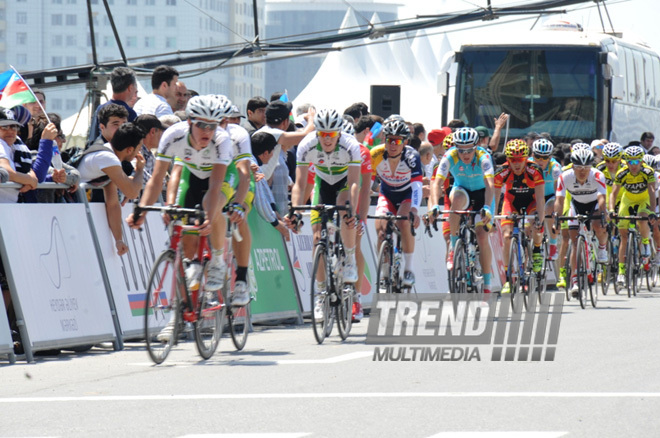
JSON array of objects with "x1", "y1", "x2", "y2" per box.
[{"x1": 2, "y1": 286, "x2": 660, "y2": 438}]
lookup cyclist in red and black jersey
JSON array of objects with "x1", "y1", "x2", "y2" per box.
[{"x1": 494, "y1": 139, "x2": 546, "y2": 294}]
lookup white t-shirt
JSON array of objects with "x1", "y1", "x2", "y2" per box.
[
  {"x1": 0, "y1": 139, "x2": 19, "y2": 203},
  {"x1": 255, "y1": 126, "x2": 284, "y2": 180},
  {"x1": 77, "y1": 144, "x2": 122, "y2": 183},
  {"x1": 157, "y1": 121, "x2": 232, "y2": 179},
  {"x1": 133, "y1": 93, "x2": 173, "y2": 118}
]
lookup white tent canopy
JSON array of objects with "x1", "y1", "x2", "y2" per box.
[{"x1": 293, "y1": 9, "x2": 451, "y2": 130}]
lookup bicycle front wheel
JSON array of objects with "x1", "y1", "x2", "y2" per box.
[
  {"x1": 229, "y1": 300, "x2": 251, "y2": 351},
  {"x1": 195, "y1": 261, "x2": 226, "y2": 359},
  {"x1": 601, "y1": 238, "x2": 613, "y2": 296},
  {"x1": 144, "y1": 250, "x2": 180, "y2": 365},
  {"x1": 576, "y1": 236, "x2": 589, "y2": 309},
  {"x1": 451, "y1": 239, "x2": 467, "y2": 294},
  {"x1": 376, "y1": 241, "x2": 393, "y2": 294},
  {"x1": 311, "y1": 244, "x2": 331, "y2": 344},
  {"x1": 337, "y1": 283, "x2": 353, "y2": 340},
  {"x1": 626, "y1": 235, "x2": 638, "y2": 298},
  {"x1": 537, "y1": 237, "x2": 549, "y2": 305},
  {"x1": 564, "y1": 240, "x2": 573, "y2": 301},
  {"x1": 508, "y1": 236, "x2": 522, "y2": 312}
]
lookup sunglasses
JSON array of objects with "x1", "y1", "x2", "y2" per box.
[
  {"x1": 508, "y1": 157, "x2": 527, "y2": 164},
  {"x1": 627, "y1": 159, "x2": 641, "y2": 166},
  {"x1": 457, "y1": 147, "x2": 476, "y2": 155},
  {"x1": 533, "y1": 154, "x2": 549, "y2": 160},
  {"x1": 385, "y1": 136, "x2": 404, "y2": 145},
  {"x1": 317, "y1": 131, "x2": 340, "y2": 139},
  {"x1": 604, "y1": 157, "x2": 620, "y2": 163},
  {"x1": 192, "y1": 120, "x2": 218, "y2": 131},
  {"x1": 0, "y1": 125, "x2": 19, "y2": 131}
]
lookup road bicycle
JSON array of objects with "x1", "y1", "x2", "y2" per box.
[
  {"x1": 367, "y1": 212, "x2": 416, "y2": 294},
  {"x1": 289, "y1": 202, "x2": 354, "y2": 344},
  {"x1": 600, "y1": 221, "x2": 621, "y2": 296},
  {"x1": 611, "y1": 215, "x2": 650, "y2": 298}
]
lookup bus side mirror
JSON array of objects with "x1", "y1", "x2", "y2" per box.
[
  {"x1": 437, "y1": 51, "x2": 455, "y2": 97},
  {"x1": 605, "y1": 52, "x2": 624, "y2": 100}
]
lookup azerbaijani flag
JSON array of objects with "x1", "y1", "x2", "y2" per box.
[{"x1": 0, "y1": 68, "x2": 36, "y2": 108}]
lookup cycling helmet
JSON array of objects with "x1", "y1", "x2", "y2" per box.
[
  {"x1": 453, "y1": 127, "x2": 479, "y2": 147},
  {"x1": 571, "y1": 142, "x2": 590, "y2": 153},
  {"x1": 442, "y1": 133, "x2": 454, "y2": 150},
  {"x1": 643, "y1": 154, "x2": 658, "y2": 169},
  {"x1": 382, "y1": 119, "x2": 410, "y2": 138},
  {"x1": 385, "y1": 114, "x2": 406, "y2": 124},
  {"x1": 186, "y1": 95, "x2": 225, "y2": 122},
  {"x1": 212, "y1": 94, "x2": 233, "y2": 117},
  {"x1": 314, "y1": 108, "x2": 343, "y2": 131},
  {"x1": 602, "y1": 142, "x2": 622, "y2": 159},
  {"x1": 623, "y1": 145, "x2": 645, "y2": 160},
  {"x1": 341, "y1": 118, "x2": 355, "y2": 136},
  {"x1": 571, "y1": 147, "x2": 594, "y2": 166},
  {"x1": 505, "y1": 139, "x2": 529, "y2": 158},
  {"x1": 532, "y1": 138, "x2": 554, "y2": 156}
]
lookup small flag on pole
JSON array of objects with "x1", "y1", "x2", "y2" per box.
[{"x1": 0, "y1": 67, "x2": 36, "y2": 109}]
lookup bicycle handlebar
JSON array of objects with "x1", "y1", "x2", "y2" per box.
[
  {"x1": 133, "y1": 203, "x2": 206, "y2": 224},
  {"x1": 367, "y1": 211, "x2": 417, "y2": 237}
]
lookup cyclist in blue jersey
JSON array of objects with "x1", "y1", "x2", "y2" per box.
[
  {"x1": 430, "y1": 127, "x2": 495, "y2": 293},
  {"x1": 529, "y1": 138, "x2": 562, "y2": 260}
]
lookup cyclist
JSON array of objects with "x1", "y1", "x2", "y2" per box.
[
  {"x1": 127, "y1": 95, "x2": 233, "y2": 295},
  {"x1": 610, "y1": 145, "x2": 657, "y2": 286},
  {"x1": 430, "y1": 127, "x2": 495, "y2": 294},
  {"x1": 288, "y1": 108, "x2": 361, "y2": 320},
  {"x1": 428, "y1": 133, "x2": 455, "y2": 258},
  {"x1": 643, "y1": 154, "x2": 660, "y2": 265},
  {"x1": 529, "y1": 138, "x2": 562, "y2": 260},
  {"x1": 370, "y1": 119, "x2": 423, "y2": 287},
  {"x1": 495, "y1": 139, "x2": 546, "y2": 294},
  {"x1": 554, "y1": 147, "x2": 609, "y2": 296},
  {"x1": 596, "y1": 143, "x2": 625, "y2": 212}
]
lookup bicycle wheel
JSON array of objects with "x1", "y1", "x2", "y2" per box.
[
  {"x1": 311, "y1": 244, "x2": 331, "y2": 344},
  {"x1": 564, "y1": 240, "x2": 573, "y2": 301},
  {"x1": 626, "y1": 235, "x2": 637, "y2": 298},
  {"x1": 601, "y1": 238, "x2": 613, "y2": 296},
  {"x1": 451, "y1": 239, "x2": 467, "y2": 294},
  {"x1": 537, "y1": 238, "x2": 549, "y2": 305},
  {"x1": 576, "y1": 236, "x2": 589, "y2": 309},
  {"x1": 376, "y1": 241, "x2": 393, "y2": 294},
  {"x1": 523, "y1": 242, "x2": 535, "y2": 311},
  {"x1": 589, "y1": 240, "x2": 599, "y2": 308},
  {"x1": 194, "y1": 260, "x2": 226, "y2": 359},
  {"x1": 144, "y1": 250, "x2": 181, "y2": 365},
  {"x1": 337, "y1": 283, "x2": 353, "y2": 340},
  {"x1": 508, "y1": 236, "x2": 522, "y2": 312},
  {"x1": 229, "y1": 300, "x2": 251, "y2": 351},
  {"x1": 612, "y1": 236, "x2": 621, "y2": 295}
]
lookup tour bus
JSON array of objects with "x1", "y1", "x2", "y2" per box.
[{"x1": 437, "y1": 20, "x2": 660, "y2": 146}]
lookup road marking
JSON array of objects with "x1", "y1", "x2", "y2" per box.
[
  {"x1": 129, "y1": 351, "x2": 373, "y2": 367},
  {"x1": 427, "y1": 433, "x2": 567, "y2": 438},
  {"x1": 1, "y1": 392, "x2": 660, "y2": 403}
]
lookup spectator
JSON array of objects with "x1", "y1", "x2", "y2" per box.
[
  {"x1": 226, "y1": 105, "x2": 245, "y2": 125},
  {"x1": 641, "y1": 132, "x2": 658, "y2": 154},
  {"x1": 133, "y1": 65, "x2": 179, "y2": 117},
  {"x1": 270, "y1": 92, "x2": 284, "y2": 102},
  {"x1": 591, "y1": 138, "x2": 608, "y2": 162},
  {"x1": 447, "y1": 119, "x2": 465, "y2": 130},
  {"x1": 524, "y1": 131, "x2": 540, "y2": 147},
  {"x1": 134, "y1": 114, "x2": 165, "y2": 183},
  {"x1": 23, "y1": 88, "x2": 46, "y2": 142},
  {"x1": 90, "y1": 104, "x2": 129, "y2": 148},
  {"x1": 413, "y1": 123, "x2": 426, "y2": 142},
  {"x1": 295, "y1": 103, "x2": 314, "y2": 129},
  {"x1": 77, "y1": 123, "x2": 145, "y2": 255},
  {"x1": 354, "y1": 115, "x2": 375, "y2": 144},
  {"x1": 419, "y1": 141, "x2": 434, "y2": 198},
  {"x1": 241, "y1": 96, "x2": 268, "y2": 136},
  {"x1": 12, "y1": 106, "x2": 33, "y2": 146},
  {"x1": 487, "y1": 113, "x2": 509, "y2": 152},
  {"x1": 89, "y1": 67, "x2": 138, "y2": 143},
  {"x1": 427, "y1": 127, "x2": 452, "y2": 175},
  {"x1": 344, "y1": 102, "x2": 364, "y2": 120},
  {"x1": 173, "y1": 81, "x2": 190, "y2": 112}
]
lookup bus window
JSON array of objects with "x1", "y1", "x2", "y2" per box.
[
  {"x1": 633, "y1": 50, "x2": 645, "y2": 106},
  {"x1": 653, "y1": 56, "x2": 660, "y2": 109},
  {"x1": 644, "y1": 53, "x2": 655, "y2": 107},
  {"x1": 624, "y1": 48, "x2": 636, "y2": 103}
]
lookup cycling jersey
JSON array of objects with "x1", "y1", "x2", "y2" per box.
[
  {"x1": 556, "y1": 168, "x2": 607, "y2": 204},
  {"x1": 157, "y1": 121, "x2": 232, "y2": 179},
  {"x1": 495, "y1": 161, "x2": 544, "y2": 217},
  {"x1": 596, "y1": 160, "x2": 624, "y2": 208},
  {"x1": 614, "y1": 163, "x2": 655, "y2": 203},
  {"x1": 371, "y1": 145, "x2": 423, "y2": 209},
  {"x1": 530, "y1": 156, "x2": 561, "y2": 197},
  {"x1": 435, "y1": 146, "x2": 494, "y2": 191},
  {"x1": 296, "y1": 131, "x2": 361, "y2": 185}
]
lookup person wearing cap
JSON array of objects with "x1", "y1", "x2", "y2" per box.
[
  {"x1": 426, "y1": 127, "x2": 451, "y2": 184},
  {"x1": 241, "y1": 96, "x2": 268, "y2": 136},
  {"x1": 255, "y1": 100, "x2": 315, "y2": 216},
  {"x1": 591, "y1": 138, "x2": 607, "y2": 163},
  {"x1": 226, "y1": 105, "x2": 245, "y2": 125},
  {"x1": 0, "y1": 107, "x2": 58, "y2": 203}
]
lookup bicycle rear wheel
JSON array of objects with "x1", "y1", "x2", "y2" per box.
[
  {"x1": 576, "y1": 236, "x2": 589, "y2": 309},
  {"x1": 589, "y1": 240, "x2": 599, "y2": 308},
  {"x1": 229, "y1": 301, "x2": 251, "y2": 351},
  {"x1": 376, "y1": 241, "x2": 393, "y2": 294},
  {"x1": 564, "y1": 240, "x2": 573, "y2": 301},
  {"x1": 311, "y1": 244, "x2": 331, "y2": 344},
  {"x1": 523, "y1": 242, "x2": 536, "y2": 311},
  {"x1": 601, "y1": 238, "x2": 613, "y2": 296},
  {"x1": 626, "y1": 235, "x2": 638, "y2": 298},
  {"x1": 451, "y1": 239, "x2": 467, "y2": 294},
  {"x1": 337, "y1": 283, "x2": 353, "y2": 340},
  {"x1": 508, "y1": 236, "x2": 522, "y2": 312},
  {"x1": 195, "y1": 261, "x2": 226, "y2": 359},
  {"x1": 144, "y1": 250, "x2": 181, "y2": 365},
  {"x1": 537, "y1": 238, "x2": 549, "y2": 305}
]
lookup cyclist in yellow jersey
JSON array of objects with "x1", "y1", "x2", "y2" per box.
[
  {"x1": 596, "y1": 143, "x2": 625, "y2": 211},
  {"x1": 610, "y1": 146, "x2": 657, "y2": 286}
]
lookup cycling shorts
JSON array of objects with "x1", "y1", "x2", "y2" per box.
[
  {"x1": 310, "y1": 175, "x2": 348, "y2": 225},
  {"x1": 499, "y1": 201, "x2": 537, "y2": 228},
  {"x1": 221, "y1": 161, "x2": 255, "y2": 213},
  {"x1": 617, "y1": 197, "x2": 651, "y2": 230},
  {"x1": 568, "y1": 200, "x2": 599, "y2": 229},
  {"x1": 449, "y1": 186, "x2": 493, "y2": 227}
]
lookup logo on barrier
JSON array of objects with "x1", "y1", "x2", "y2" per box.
[
  {"x1": 39, "y1": 217, "x2": 72, "y2": 289},
  {"x1": 367, "y1": 293, "x2": 563, "y2": 362}
]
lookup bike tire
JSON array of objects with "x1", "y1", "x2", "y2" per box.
[
  {"x1": 228, "y1": 300, "x2": 250, "y2": 351},
  {"x1": 508, "y1": 236, "x2": 522, "y2": 312},
  {"x1": 612, "y1": 235, "x2": 621, "y2": 295},
  {"x1": 537, "y1": 237, "x2": 549, "y2": 305},
  {"x1": 451, "y1": 239, "x2": 467, "y2": 294},
  {"x1": 311, "y1": 244, "x2": 331, "y2": 344},
  {"x1": 564, "y1": 240, "x2": 573, "y2": 301},
  {"x1": 337, "y1": 283, "x2": 353, "y2": 340},
  {"x1": 194, "y1": 259, "x2": 226, "y2": 359},
  {"x1": 576, "y1": 236, "x2": 589, "y2": 309},
  {"x1": 376, "y1": 241, "x2": 393, "y2": 295},
  {"x1": 589, "y1": 239, "x2": 599, "y2": 308},
  {"x1": 144, "y1": 250, "x2": 180, "y2": 365},
  {"x1": 626, "y1": 235, "x2": 637, "y2": 298},
  {"x1": 524, "y1": 241, "x2": 536, "y2": 311},
  {"x1": 601, "y1": 238, "x2": 612, "y2": 296}
]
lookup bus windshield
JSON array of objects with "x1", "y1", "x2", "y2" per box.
[{"x1": 457, "y1": 48, "x2": 600, "y2": 143}]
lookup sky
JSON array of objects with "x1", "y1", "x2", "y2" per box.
[{"x1": 381, "y1": 0, "x2": 660, "y2": 53}]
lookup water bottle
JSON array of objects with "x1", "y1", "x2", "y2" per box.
[{"x1": 52, "y1": 144, "x2": 63, "y2": 170}]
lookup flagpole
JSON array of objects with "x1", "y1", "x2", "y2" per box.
[{"x1": 9, "y1": 65, "x2": 51, "y2": 125}]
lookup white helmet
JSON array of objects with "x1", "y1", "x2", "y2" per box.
[
  {"x1": 212, "y1": 95, "x2": 233, "y2": 118},
  {"x1": 532, "y1": 138, "x2": 554, "y2": 155},
  {"x1": 571, "y1": 147, "x2": 594, "y2": 166},
  {"x1": 186, "y1": 95, "x2": 225, "y2": 122},
  {"x1": 342, "y1": 119, "x2": 355, "y2": 136},
  {"x1": 453, "y1": 127, "x2": 480, "y2": 147},
  {"x1": 314, "y1": 108, "x2": 343, "y2": 131}
]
